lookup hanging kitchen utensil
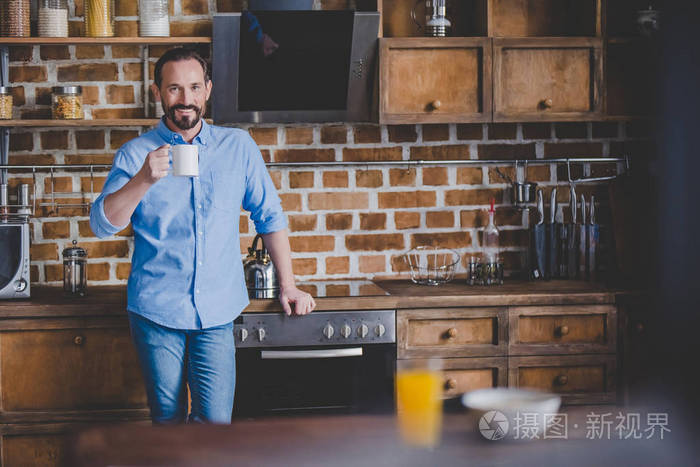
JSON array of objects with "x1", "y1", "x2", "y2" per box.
[
  {"x1": 547, "y1": 187, "x2": 558, "y2": 279},
  {"x1": 579, "y1": 194, "x2": 588, "y2": 280},
  {"x1": 530, "y1": 189, "x2": 547, "y2": 280},
  {"x1": 588, "y1": 195, "x2": 599, "y2": 282},
  {"x1": 567, "y1": 184, "x2": 578, "y2": 280}
]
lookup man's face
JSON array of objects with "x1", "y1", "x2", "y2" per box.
[{"x1": 153, "y1": 58, "x2": 212, "y2": 131}]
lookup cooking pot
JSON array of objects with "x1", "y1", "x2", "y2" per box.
[{"x1": 243, "y1": 234, "x2": 279, "y2": 299}]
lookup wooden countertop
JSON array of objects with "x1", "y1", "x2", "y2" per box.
[{"x1": 0, "y1": 280, "x2": 636, "y2": 319}]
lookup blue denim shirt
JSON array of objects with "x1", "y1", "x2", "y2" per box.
[{"x1": 90, "y1": 119, "x2": 287, "y2": 329}]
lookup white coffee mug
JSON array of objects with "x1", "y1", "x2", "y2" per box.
[{"x1": 171, "y1": 144, "x2": 199, "y2": 177}]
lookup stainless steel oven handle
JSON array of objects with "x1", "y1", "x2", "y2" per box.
[{"x1": 260, "y1": 348, "x2": 363, "y2": 359}]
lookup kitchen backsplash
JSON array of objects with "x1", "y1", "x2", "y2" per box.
[{"x1": 4, "y1": 0, "x2": 650, "y2": 285}]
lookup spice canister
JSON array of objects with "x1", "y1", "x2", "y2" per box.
[
  {"x1": 38, "y1": 0, "x2": 69, "y2": 37},
  {"x1": 84, "y1": 0, "x2": 115, "y2": 37},
  {"x1": 52, "y1": 86, "x2": 84, "y2": 119},
  {"x1": 0, "y1": 87, "x2": 13, "y2": 120},
  {"x1": 0, "y1": 0, "x2": 31, "y2": 37},
  {"x1": 63, "y1": 240, "x2": 88, "y2": 297},
  {"x1": 139, "y1": 0, "x2": 170, "y2": 37}
]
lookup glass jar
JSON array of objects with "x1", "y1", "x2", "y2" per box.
[
  {"x1": 63, "y1": 240, "x2": 87, "y2": 297},
  {"x1": 84, "y1": 0, "x2": 115, "y2": 37},
  {"x1": 38, "y1": 0, "x2": 68, "y2": 37},
  {"x1": 0, "y1": 87, "x2": 12, "y2": 120},
  {"x1": 52, "y1": 86, "x2": 84, "y2": 119},
  {"x1": 0, "y1": 0, "x2": 31, "y2": 37},
  {"x1": 139, "y1": 0, "x2": 170, "y2": 37}
]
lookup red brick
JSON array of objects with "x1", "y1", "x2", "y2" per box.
[
  {"x1": 326, "y1": 213, "x2": 353, "y2": 230},
  {"x1": 356, "y1": 170, "x2": 383, "y2": 188},
  {"x1": 345, "y1": 234, "x2": 404, "y2": 251},
  {"x1": 422, "y1": 124, "x2": 449, "y2": 141},
  {"x1": 527, "y1": 165, "x2": 551, "y2": 182},
  {"x1": 87, "y1": 263, "x2": 111, "y2": 281},
  {"x1": 353, "y1": 125, "x2": 381, "y2": 143},
  {"x1": 106, "y1": 85, "x2": 135, "y2": 104},
  {"x1": 359, "y1": 255, "x2": 386, "y2": 273},
  {"x1": 522, "y1": 123, "x2": 552, "y2": 139},
  {"x1": 292, "y1": 258, "x2": 317, "y2": 275},
  {"x1": 116, "y1": 263, "x2": 131, "y2": 280},
  {"x1": 280, "y1": 193, "x2": 302, "y2": 211},
  {"x1": 40, "y1": 131, "x2": 69, "y2": 150},
  {"x1": 116, "y1": 0, "x2": 137, "y2": 15},
  {"x1": 9, "y1": 46, "x2": 32, "y2": 62},
  {"x1": 426, "y1": 211, "x2": 454, "y2": 228},
  {"x1": 82, "y1": 86, "x2": 100, "y2": 105},
  {"x1": 64, "y1": 153, "x2": 113, "y2": 165},
  {"x1": 555, "y1": 122, "x2": 588, "y2": 139},
  {"x1": 42, "y1": 221, "x2": 70, "y2": 239},
  {"x1": 389, "y1": 168, "x2": 416, "y2": 186},
  {"x1": 82, "y1": 240, "x2": 130, "y2": 258},
  {"x1": 112, "y1": 45, "x2": 140, "y2": 59},
  {"x1": 30, "y1": 265, "x2": 39, "y2": 283},
  {"x1": 8, "y1": 154, "x2": 56, "y2": 165},
  {"x1": 249, "y1": 127, "x2": 278, "y2": 145},
  {"x1": 410, "y1": 145, "x2": 469, "y2": 160},
  {"x1": 110, "y1": 129, "x2": 137, "y2": 149},
  {"x1": 44, "y1": 176, "x2": 72, "y2": 193},
  {"x1": 445, "y1": 188, "x2": 505, "y2": 206},
  {"x1": 75, "y1": 45, "x2": 105, "y2": 59},
  {"x1": 285, "y1": 127, "x2": 313, "y2": 144},
  {"x1": 460, "y1": 210, "x2": 479, "y2": 228},
  {"x1": 40, "y1": 45, "x2": 69, "y2": 60},
  {"x1": 592, "y1": 122, "x2": 619, "y2": 138},
  {"x1": 625, "y1": 120, "x2": 652, "y2": 138},
  {"x1": 57, "y1": 63, "x2": 118, "y2": 82},
  {"x1": 378, "y1": 191, "x2": 435, "y2": 209},
  {"x1": 410, "y1": 232, "x2": 471, "y2": 249},
  {"x1": 422, "y1": 167, "x2": 448, "y2": 185},
  {"x1": 496, "y1": 207, "x2": 524, "y2": 227},
  {"x1": 183, "y1": 0, "x2": 209, "y2": 14},
  {"x1": 45, "y1": 264, "x2": 63, "y2": 282},
  {"x1": 289, "y1": 171, "x2": 314, "y2": 189},
  {"x1": 478, "y1": 229, "x2": 528, "y2": 248},
  {"x1": 544, "y1": 143, "x2": 603, "y2": 158},
  {"x1": 123, "y1": 63, "x2": 143, "y2": 81},
  {"x1": 275, "y1": 149, "x2": 335, "y2": 163},
  {"x1": 456, "y1": 167, "x2": 483, "y2": 185},
  {"x1": 240, "y1": 215, "x2": 249, "y2": 234},
  {"x1": 488, "y1": 166, "x2": 514, "y2": 184},
  {"x1": 456, "y1": 123, "x2": 483, "y2": 140},
  {"x1": 395, "y1": 211, "x2": 420, "y2": 230},
  {"x1": 391, "y1": 254, "x2": 411, "y2": 273},
  {"x1": 488, "y1": 123, "x2": 517, "y2": 140},
  {"x1": 478, "y1": 144, "x2": 536, "y2": 159},
  {"x1": 321, "y1": 125, "x2": 347, "y2": 144},
  {"x1": 308, "y1": 192, "x2": 368, "y2": 210},
  {"x1": 590, "y1": 162, "x2": 618, "y2": 178},
  {"x1": 31, "y1": 243, "x2": 58, "y2": 261},
  {"x1": 10, "y1": 66, "x2": 48, "y2": 83},
  {"x1": 322, "y1": 171, "x2": 348, "y2": 188},
  {"x1": 289, "y1": 214, "x2": 317, "y2": 232},
  {"x1": 76, "y1": 130, "x2": 106, "y2": 150},
  {"x1": 92, "y1": 108, "x2": 144, "y2": 119},
  {"x1": 289, "y1": 235, "x2": 335, "y2": 252},
  {"x1": 343, "y1": 147, "x2": 402, "y2": 162},
  {"x1": 10, "y1": 86, "x2": 25, "y2": 106},
  {"x1": 268, "y1": 171, "x2": 282, "y2": 189},
  {"x1": 388, "y1": 125, "x2": 417, "y2": 142},
  {"x1": 170, "y1": 20, "x2": 212, "y2": 37},
  {"x1": 116, "y1": 21, "x2": 139, "y2": 37},
  {"x1": 9, "y1": 133, "x2": 33, "y2": 151},
  {"x1": 326, "y1": 256, "x2": 350, "y2": 274},
  {"x1": 360, "y1": 213, "x2": 386, "y2": 231}
]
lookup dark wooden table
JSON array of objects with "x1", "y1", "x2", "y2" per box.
[{"x1": 67, "y1": 407, "x2": 692, "y2": 467}]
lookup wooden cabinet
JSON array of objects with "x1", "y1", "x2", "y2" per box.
[
  {"x1": 493, "y1": 38, "x2": 603, "y2": 121},
  {"x1": 378, "y1": 38, "x2": 491, "y2": 124}
]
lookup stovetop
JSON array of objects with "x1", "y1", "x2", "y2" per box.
[{"x1": 295, "y1": 280, "x2": 389, "y2": 298}]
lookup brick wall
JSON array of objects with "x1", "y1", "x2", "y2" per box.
[{"x1": 4, "y1": 0, "x2": 647, "y2": 285}]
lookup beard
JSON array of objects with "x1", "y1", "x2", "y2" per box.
[{"x1": 163, "y1": 101, "x2": 204, "y2": 130}]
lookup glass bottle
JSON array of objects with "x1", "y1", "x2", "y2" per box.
[
  {"x1": 84, "y1": 0, "x2": 115, "y2": 37},
  {"x1": 52, "y1": 86, "x2": 84, "y2": 119},
  {"x1": 38, "y1": 0, "x2": 68, "y2": 37},
  {"x1": 139, "y1": 0, "x2": 170, "y2": 37},
  {"x1": 63, "y1": 240, "x2": 88, "y2": 297},
  {"x1": 483, "y1": 198, "x2": 500, "y2": 264},
  {"x1": 0, "y1": 86, "x2": 12, "y2": 119},
  {"x1": 0, "y1": 0, "x2": 31, "y2": 37}
]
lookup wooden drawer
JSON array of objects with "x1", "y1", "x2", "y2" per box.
[
  {"x1": 379, "y1": 37, "x2": 492, "y2": 124},
  {"x1": 0, "y1": 320, "x2": 147, "y2": 415},
  {"x1": 397, "y1": 308, "x2": 507, "y2": 358},
  {"x1": 509, "y1": 305, "x2": 616, "y2": 355},
  {"x1": 493, "y1": 38, "x2": 602, "y2": 121},
  {"x1": 508, "y1": 355, "x2": 617, "y2": 404}
]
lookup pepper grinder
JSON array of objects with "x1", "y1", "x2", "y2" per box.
[{"x1": 63, "y1": 240, "x2": 87, "y2": 297}]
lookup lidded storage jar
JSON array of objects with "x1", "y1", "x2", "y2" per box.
[
  {"x1": 0, "y1": 87, "x2": 12, "y2": 120},
  {"x1": 84, "y1": 0, "x2": 115, "y2": 37},
  {"x1": 139, "y1": 0, "x2": 170, "y2": 37},
  {"x1": 52, "y1": 86, "x2": 84, "y2": 119},
  {"x1": 63, "y1": 240, "x2": 87, "y2": 297},
  {"x1": 38, "y1": 0, "x2": 69, "y2": 37},
  {"x1": 0, "y1": 0, "x2": 31, "y2": 37}
]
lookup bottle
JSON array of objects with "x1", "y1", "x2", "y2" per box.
[
  {"x1": 52, "y1": 86, "x2": 84, "y2": 119},
  {"x1": 38, "y1": 0, "x2": 68, "y2": 37},
  {"x1": 84, "y1": 0, "x2": 115, "y2": 37},
  {"x1": 483, "y1": 197, "x2": 500, "y2": 265}
]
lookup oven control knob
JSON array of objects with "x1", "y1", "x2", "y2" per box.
[
  {"x1": 14, "y1": 279, "x2": 27, "y2": 292},
  {"x1": 340, "y1": 324, "x2": 352, "y2": 338},
  {"x1": 375, "y1": 323, "x2": 386, "y2": 337},
  {"x1": 257, "y1": 328, "x2": 266, "y2": 342},
  {"x1": 323, "y1": 323, "x2": 335, "y2": 339},
  {"x1": 357, "y1": 324, "x2": 369, "y2": 338},
  {"x1": 239, "y1": 328, "x2": 248, "y2": 342}
]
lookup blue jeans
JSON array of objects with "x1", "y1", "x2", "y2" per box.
[{"x1": 128, "y1": 312, "x2": 236, "y2": 424}]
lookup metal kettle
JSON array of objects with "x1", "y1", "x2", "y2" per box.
[{"x1": 243, "y1": 234, "x2": 279, "y2": 299}]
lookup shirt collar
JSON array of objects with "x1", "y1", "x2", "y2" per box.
[{"x1": 156, "y1": 117, "x2": 210, "y2": 146}]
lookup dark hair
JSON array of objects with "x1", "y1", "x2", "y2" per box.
[{"x1": 153, "y1": 48, "x2": 210, "y2": 88}]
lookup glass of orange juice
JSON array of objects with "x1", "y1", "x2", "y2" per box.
[{"x1": 395, "y1": 359, "x2": 443, "y2": 448}]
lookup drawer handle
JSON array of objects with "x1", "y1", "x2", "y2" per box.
[
  {"x1": 556, "y1": 325, "x2": 570, "y2": 337},
  {"x1": 539, "y1": 98, "x2": 553, "y2": 110},
  {"x1": 555, "y1": 374, "x2": 568, "y2": 386},
  {"x1": 429, "y1": 100, "x2": 441, "y2": 111},
  {"x1": 445, "y1": 378, "x2": 457, "y2": 390},
  {"x1": 446, "y1": 327, "x2": 458, "y2": 339},
  {"x1": 73, "y1": 335, "x2": 84, "y2": 346}
]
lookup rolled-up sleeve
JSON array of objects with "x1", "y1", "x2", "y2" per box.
[
  {"x1": 89, "y1": 150, "x2": 133, "y2": 238},
  {"x1": 241, "y1": 135, "x2": 287, "y2": 234}
]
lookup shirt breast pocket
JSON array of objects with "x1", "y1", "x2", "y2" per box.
[{"x1": 210, "y1": 171, "x2": 244, "y2": 212}]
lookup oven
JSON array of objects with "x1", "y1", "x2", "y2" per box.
[
  {"x1": 232, "y1": 309, "x2": 396, "y2": 417},
  {"x1": 0, "y1": 221, "x2": 30, "y2": 299}
]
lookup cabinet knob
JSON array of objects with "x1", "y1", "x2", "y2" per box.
[
  {"x1": 73, "y1": 335, "x2": 84, "y2": 346},
  {"x1": 446, "y1": 327, "x2": 458, "y2": 338},
  {"x1": 445, "y1": 378, "x2": 457, "y2": 390},
  {"x1": 555, "y1": 374, "x2": 568, "y2": 386},
  {"x1": 540, "y1": 98, "x2": 553, "y2": 109},
  {"x1": 557, "y1": 325, "x2": 570, "y2": 336},
  {"x1": 429, "y1": 100, "x2": 441, "y2": 111}
]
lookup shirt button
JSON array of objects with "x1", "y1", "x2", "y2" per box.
[
  {"x1": 198, "y1": 203, "x2": 202, "y2": 209},
  {"x1": 198, "y1": 231, "x2": 203, "y2": 235},
  {"x1": 196, "y1": 289, "x2": 200, "y2": 294},
  {"x1": 198, "y1": 261, "x2": 203, "y2": 265}
]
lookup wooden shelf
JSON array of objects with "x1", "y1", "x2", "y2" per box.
[
  {"x1": 0, "y1": 119, "x2": 160, "y2": 127},
  {"x1": 0, "y1": 37, "x2": 211, "y2": 45}
]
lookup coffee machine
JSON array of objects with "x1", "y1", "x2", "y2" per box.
[{"x1": 0, "y1": 183, "x2": 31, "y2": 299}]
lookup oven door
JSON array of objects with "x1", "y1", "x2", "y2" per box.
[{"x1": 233, "y1": 344, "x2": 396, "y2": 417}]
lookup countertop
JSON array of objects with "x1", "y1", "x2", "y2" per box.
[{"x1": 0, "y1": 280, "x2": 638, "y2": 319}]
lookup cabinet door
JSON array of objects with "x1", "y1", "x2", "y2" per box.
[
  {"x1": 508, "y1": 305, "x2": 617, "y2": 356},
  {"x1": 397, "y1": 307, "x2": 507, "y2": 358},
  {"x1": 0, "y1": 319, "x2": 148, "y2": 416},
  {"x1": 493, "y1": 38, "x2": 603, "y2": 121},
  {"x1": 508, "y1": 355, "x2": 617, "y2": 404},
  {"x1": 379, "y1": 37, "x2": 492, "y2": 124}
]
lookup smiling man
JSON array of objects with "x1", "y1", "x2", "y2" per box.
[{"x1": 89, "y1": 47, "x2": 315, "y2": 424}]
